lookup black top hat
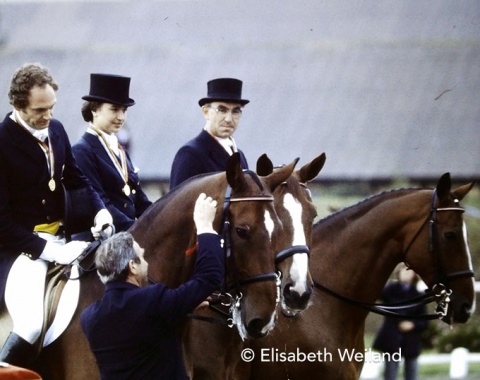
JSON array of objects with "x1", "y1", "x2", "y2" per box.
[
  {"x1": 82, "y1": 74, "x2": 135, "y2": 107},
  {"x1": 198, "y1": 78, "x2": 249, "y2": 107}
]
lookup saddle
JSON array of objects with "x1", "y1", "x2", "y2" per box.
[{"x1": 38, "y1": 239, "x2": 100, "y2": 350}]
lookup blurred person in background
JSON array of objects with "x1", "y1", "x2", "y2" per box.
[{"x1": 373, "y1": 263, "x2": 428, "y2": 380}]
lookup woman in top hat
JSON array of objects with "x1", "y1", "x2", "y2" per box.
[
  {"x1": 169, "y1": 77, "x2": 249, "y2": 189},
  {"x1": 72, "y1": 74, "x2": 152, "y2": 232}
]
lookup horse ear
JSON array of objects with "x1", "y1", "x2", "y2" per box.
[
  {"x1": 263, "y1": 157, "x2": 299, "y2": 192},
  {"x1": 436, "y1": 172, "x2": 452, "y2": 202},
  {"x1": 256, "y1": 153, "x2": 274, "y2": 176},
  {"x1": 295, "y1": 152, "x2": 326, "y2": 183},
  {"x1": 226, "y1": 152, "x2": 247, "y2": 192},
  {"x1": 452, "y1": 181, "x2": 475, "y2": 202}
]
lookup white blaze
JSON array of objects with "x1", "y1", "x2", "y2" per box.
[
  {"x1": 264, "y1": 209, "x2": 275, "y2": 239},
  {"x1": 283, "y1": 194, "x2": 309, "y2": 294}
]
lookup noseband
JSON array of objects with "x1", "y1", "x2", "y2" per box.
[{"x1": 425, "y1": 190, "x2": 475, "y2": 285}]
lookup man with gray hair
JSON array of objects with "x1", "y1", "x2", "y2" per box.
[{"x1": 81, "y1": 193, "x2": 224, "y2": 379}]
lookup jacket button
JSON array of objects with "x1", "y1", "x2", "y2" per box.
[
  {"x1": 124, "y1": 203, "x2": 128, "y2": 208},
  {"x1": 42, "y1": 199, "x2": 46, "y2": 205}
]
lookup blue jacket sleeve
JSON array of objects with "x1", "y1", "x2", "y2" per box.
[{"x1": 154, "y1": 233, "x2": 224, "y2": 324}]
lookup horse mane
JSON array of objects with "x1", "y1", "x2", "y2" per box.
[{"x1": 315, "y1": 187, "x2": 430, "y2": 226}]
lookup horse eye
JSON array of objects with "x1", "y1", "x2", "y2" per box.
[
  {"x1": 444, "y1": 231, "x2": 457, "y2": 241},
  {"x1": 235, "y1": 227, "x2": 249, "y2": 240}
]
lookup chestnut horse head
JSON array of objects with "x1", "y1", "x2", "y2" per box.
[
  {"x1": 257, "y1": 153, "x2": 326, "y2": 316},
  {"x1": 401, "y1": 172, "x2": 476, "y2": 323}
]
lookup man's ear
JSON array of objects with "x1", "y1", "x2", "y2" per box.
[
  {"x1": 129, "y1": 260, "x2": 137, "y2": 274},
  {"x1": 202, "y1": 105, "x2": 210, "y2": 119}
]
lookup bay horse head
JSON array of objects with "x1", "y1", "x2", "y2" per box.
[
  {"x1": 131, "y1": 153, "x2": 298, "y2": 340},
  {"x1": 257, "y1": 153, "x2": 326, "y2": 316},
  {"x1": 403, "y1": 172, "x2": 476, "y2": 323}
]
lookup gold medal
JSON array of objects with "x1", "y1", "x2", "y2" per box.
[
  {"x1": 123, "y1": 184, "x2": 131, "y2": 196},
  {"x1": 48, "y1": 178, "x2": 56, "y2": 192}
]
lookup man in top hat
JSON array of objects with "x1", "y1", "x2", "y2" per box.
[
  {"x1": 169, "y1": 78, "x2": 249, "y2": 189},
  {"x1": 73, "y1": 74, "x2": 152, "y2": 233},
  {"x1": 0, "y1": 63, "x2": 111, "y2": 369}
]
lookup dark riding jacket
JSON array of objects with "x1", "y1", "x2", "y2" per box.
[
  {"x1": 80, "y1": 233, "x2": 224, "y2": 380},
  {"x1": 169, "y1": 129, "x2": 248, "y2": 189},
  {"x1": 0, "y1": 113, "x2": 104, "y2": 297},
  {"x1": 73, "y1": 133, "x2": 152, "y2": 232},
  {"x1": 373, "y1": 281, "x2": 428, "y2": 358}
]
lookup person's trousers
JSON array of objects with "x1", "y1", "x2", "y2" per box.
[{"x1": 384, "y1": 357, "x2": 419, "y2": 380}]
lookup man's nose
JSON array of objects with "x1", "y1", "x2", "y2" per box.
[
  {"x1": 43, "y1": 109, "x2": 53, "y2": 120},
  {"x1": 224, "y1": 111, "x2": 234, "y2": 121}
]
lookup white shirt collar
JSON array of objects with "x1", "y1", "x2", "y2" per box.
[
  {"x1": 204, "y1": 127, "x2": 236, "y2": 155},
  {"x1": 88, "y1": 125, "x2": 120, "y2": 155},
  {"x1": 11, "y1": 109, "x2": 49, "y2": 142}
]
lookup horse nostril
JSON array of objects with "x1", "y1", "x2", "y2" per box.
[
  {"x1": 283, "y1": 283, "x2": 293, "y2": 296},
  {"x1": 283, "y1": 283, "x2": 312, "y2": 309}
]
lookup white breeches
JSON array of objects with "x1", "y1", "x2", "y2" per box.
[{"x1": 5, "y1": 233, "x2": 64, "y2": 344}]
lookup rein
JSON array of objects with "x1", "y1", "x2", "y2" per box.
[
  {"x1": 313, "y1": 280, "x2": 448, "y2": 320},
  {"x1": 313, "y1": 189, "x2": 473, "y2": 320}
]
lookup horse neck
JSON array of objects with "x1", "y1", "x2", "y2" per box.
[
  {"x1": 131, "y1": 178, "x2": 225, "y2": 287},
  {"x1": 311, "y1": 189, "x2": 432, "y2": 304}
]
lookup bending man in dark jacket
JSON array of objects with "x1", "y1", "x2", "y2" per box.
[{"x1": 81, "y1": 193, "x2": 224, "y2": 379}]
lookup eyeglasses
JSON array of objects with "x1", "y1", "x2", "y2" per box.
[{"x1": 208, "y1": 105, "x2": 243, "y2": 119}]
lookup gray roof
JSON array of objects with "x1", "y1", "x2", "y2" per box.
[{"x1": 0, "y1": 0, "x2": 478, "y2": 182}]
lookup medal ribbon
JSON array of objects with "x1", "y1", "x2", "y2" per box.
[
  {"x1": 13, "y1": 111, "x2": 55, "y2": 187},
  {"x1": 89, "y1": 126, "x2": 129, "y2": 190}
]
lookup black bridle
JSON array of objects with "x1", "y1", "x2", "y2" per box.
[
  {"x1": 188, "y1": 174, "x2": 313, "y2": 328},
  {"x1": 221, "y1": 176, "x2": 279, "y2": 293},
  {"x1": 275, "y1": 245, "x2": 310, "y2": 265},
  {"x1": 188, "y1": 171, "x2": 281, "y2": 328},
  {"x1": 313, "y1": 189, "x2": 474, "y2": 320}
]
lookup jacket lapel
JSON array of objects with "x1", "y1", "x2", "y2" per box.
[
  {"x1": 83, "y1": 133, "x2": 117, "y2": 169},
  {"x1": 4, "y1": 115, "x2": 47, "y2": 166},
  {"x1": 198, "y1": 130, "x2": 230, "y2": 169}
]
